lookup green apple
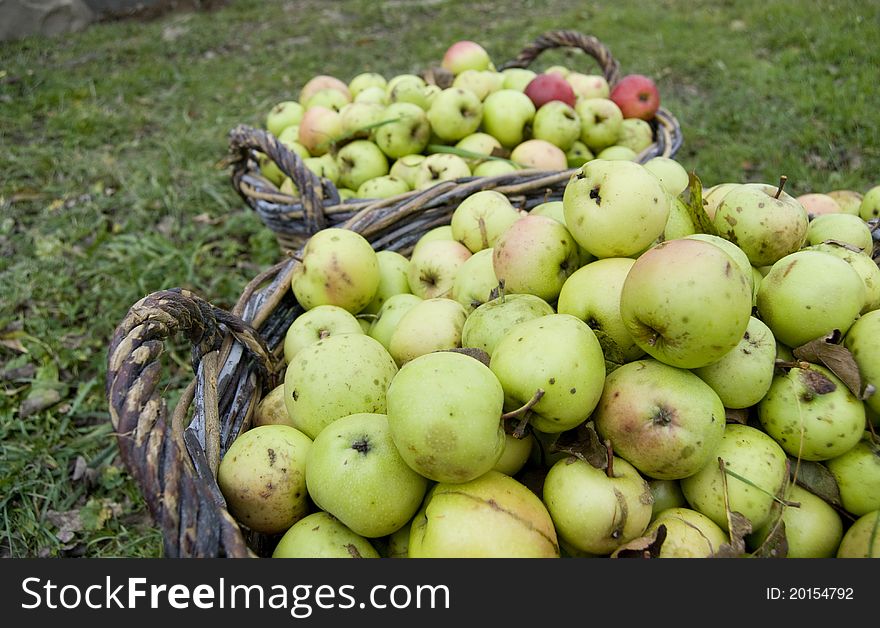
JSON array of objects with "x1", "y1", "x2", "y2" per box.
[
  {"x1": 426, "y1": 87, "x2": 483, "y2": 142},
  {"x1": 374, "y1": 102, "x2": 431, "y2": 159},
  {"x1": 451, "y1": 248, "x2": 499, "y2": 313},
  {"x1": 348, "y1": 72, "x2": 387, "y2": 98},
  {"x1": 387, "y1": 74, "x2": 430, "y2": 110},
  {"x1": 567, "y1": 72, "x2": 610, "y2": 100},
  {"x1": 806, "y1": 242, "x2": 880, "y2": 314},
  {"x1": 595, "y1": 145, "x2": 637, "y2": 161},
  {"x1": 481, "y1": 89, "x2": 536, "y2": 148},
  {"x1": 303, "y1": 87, "x2": 351, "y2": 112},
  {"x1": 593, "y1": 359, "x2": 726, "y2": 480},
  {"x1": 472, "y1": 160, "x2": 520, "y2": 177},
  {"x1": 452, "y1": 69, "x2": 504, "y2": 100},
  {"x1": 843, "y1": 310, "x2": 880, "y2": 414},
  {"x1": 826, "y1": 189, "x2": 863, "y2": 215},
  {"x1": 661, "y1": 195, "x2": 698, "y2": 240},
  {"x1": 557, "y1": 257, "x2": 644, "y2": 365},
  {"x1": 490, "y1": 314, "x2": 606, "y2": 433},
  {"x1": 388, "y1": 297, "x2": 468, "y2": 365},
  {"x1": 616, "y1": 118, "x2": 654, "y2": 154},
  {"x1": 712, "y1": 182, "x2": 809, "y2": 267},
  {"x1": 680, "y1": 424, "x2": 789, "y2": 532},
  {"x1": 692, "y1": 316, "x2": 776, "y2": 409},
  {"x1": 354, "y1": 85, "x2": 389, "y2": 105},
  {"x1": 409, "y1": 470, "x2": 559, "y2": 557},
  {"x1": 501, "y1": 67, "x2": 537, "y2": 91},
  {"x1": 217, "y1": 425, "x2": 311, "y2": 535},
  {"x1": 510, "y1": 139, "x2": 568, "y2": 170},
  {"x1": 824, "y1": 432, "x2": 880, "y2": 516},
  {"x1": 272, "y1": 511, "x2": 380, "y2": 558},
  {"x1": 494, "y1": 429, "x2": 535, "y2": 476},
  {"x1": 413, "y1": 153, "x2": 471, "y2": 189},
  {"x1": 758, "y1": 363, "x2": 865, "y2": 461},
  {"x1": 406, "y1": 238, "x2": 472, "y2": 299},
  {"x1": 749, "y1": 483, "x2": 843, "y2": 558},
  {"x1": 454, "y1": 132, "x2": 504, "y2": 170},
  {"x1": 299, "y1": 74, "x2": 351, "y2": 106},
  {"x1": 858, "y1": 185, "x2": 880, "y2": 221},
  {"x1": 492, "y1": 214, "x2": 579, "y2": 302},
  {"x1": 806, "y1": 213, "x2": 873, "y2": 252},
  {"x1": 291, "y1": 228, "x2": 380, "y2": 314},
  {"x1": 683, "y1": 233, "x2": 754, "y2": 294},
  {"x1": 648, "y1": 479, "x2": 687, "y2": 518},
  {"x1": 410, "y1": 224, "x2": 454, "y2": 258},
  {"x1": 361, "y1": 249, "x2": 411, "y2": 315},
  {"x1": 836, "y1": 509, "x2": 880, "y2": 557},
  {"x1": 305, "y1": 412, "x2": 428, "y2": 538},
  {"x1": 532, "y1": 101, "x2": 581, "y2": 151},
  {"x1": 756, "y1": 249, "x2": 865, "y2": 348},
  {"x1": 356, "y1": 174, "x2": 410, "y2": 199},
  {"x1": 303, "y1": 153, "x2": 340, "y2": 186},
  {"x1": 336, "y1": 139, "x2": 389, "y2": 191},
  {"x1": 564, "y1": 140, "x2": 594, "y2": 168},
  {"x1": 575, "y1": 97, "x2": 624, "y2": 152},
  {"x1": 620, "y1": 238, "x2": 753, "y2": 369},
  {"x1": 450, "y1": 189, "x2": 522, "y2": 253},
  {"x1": 253, "y1": 383, "x2": 293, "y2": 428},
  {"x1": 368, "y1": 293, "x2": 422, "y2": 351},
  {"x1": 386, "y1": 520, "x2": 411, "y2": 558},
  {"x1": 543, "y1": 455, "x2": 654, "y2": 556},
  {"x1": 528, "y1": 200, "x2": 595, "y2": 266},
  {"x1": 643, "y1": 156, "x2": 689, "y2": 197},
  {"x1": 388, "y1": 153, "x2": 426, "y2": 188},
  {"x1": 283, "y1": 333, "x2": 398, "y2": 440},
  {"x1": 701, "y1": 182, "x2": 739, "y2": 220},
  {"x1": 386, "y1": 351, "x2": 506, "y2": 483},
  {"x1": 461, "y1": 293, "x2": 554, "y2": 357},
  {"x1": 283, "y1": 304, "x2": 364, "y2": 363},
  {"x1": 266, "y1": 100, "x2": 305, "y2": 137},
  {"x1": 563, "y1": 159, "x2": 670, "y2": 258},
  {"x1": 646, "y1": 507, "x2": 730, "y2": 558}
]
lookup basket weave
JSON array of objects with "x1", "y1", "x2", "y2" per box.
[
  {"x1": 106, "y1": 30, "x2": 685, "y2": 558},
  {"x1": 228, "y1": 30, "x2": 684, "y2": 253}
]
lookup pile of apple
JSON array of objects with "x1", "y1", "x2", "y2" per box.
[
  {"x1": 256, "y1": 39, "x2": 664, "y2": 201},
  {"x1": 214, "y1": 149, "x2": 880, "y2": 558}
]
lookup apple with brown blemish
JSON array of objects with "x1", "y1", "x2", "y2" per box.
[{"x1": 406, "y1": 238, "x2": 471, "y2": 299}]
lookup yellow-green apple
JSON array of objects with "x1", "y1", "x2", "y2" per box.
[
  {"x1": 489, "y1": 314, "x2": 606, "y2": 433},
  {"x1": 387, "y1": 74, "x2": 430, "y2": 110},
  {"x1": 701, "y1": 182, "x2": 739, "y2": 220},
  {"x1": 616, "y1": 118, "x2": 654, "y2": 154},
  {"x1": 283, "y1": 333, "x2": 397, "y2": 440},
  {"x1": 354, "y1": 85, "x2": 389, "y2": 105},
  {"x1": 806, "y1": 242, "x2": 880, "y2": 313},
  {"x1": 510, "y1": 138, "x2": 568, "y2": 170},
  {"x1": 531, "y1": 101, "x2": 581, "y2": 151},
  {"x1": 300, "y1": 153, "x2": 339, "y2": 187},
  {"x1": 283, "y1": 304, "x2": 364, "y2": 364},
  {"x1": 758, "y1": 363, "x2": 865, "y2": 460},
  {"x1": 386, "y1": 351, "x2": 505, "y2": 482},
  {"x1": 461, "y1": 293, "x2": 554, "y2": 357},
  {"x1": 253, "y1": 384, "x2": 292, "y2": 428},
  {"x1": 680, "y1": 424, "x2": 789, "y2": 532},
  {"x1": 566, "y1": 72, "x2": 610, "y2": 100},
  {"x1": 266, "y1": 100, "x2": 305, "y2": 137},
  {"x1": 451, "y1": 248, "x2": 499, "y2": 313},
  {"x1": 524, "y1": 72, "x2": 577, "y2": 108},
  {"x1": 297, "y1": 105, "x2": 344, "y2": 156},
  {"x1": 410, "y1": 224, "x2": 454, "y2": 257},
  {"x1": 749, "y1": 483, "x2": 843, "y2": 558},
  {"x1": 683, "y1": 233, "x2": 755, "y2": 294},
  {"x1": 362, "y1": 249, "x2": 411, "y2": 315},
  {"x1": 661, "y1": 195, "x2": 697, "y2": 240},
  {"x1": 494, "y1": 429, "x2": 535, "y2": 476},
  {"x1": 797, "y1": 192, "x2": 843, "y2": 218},
  {"x1": 619, "y1": 238, "x2": 752, "y2": 368},
  {"x1": 843, "y1": 310, "x2": 880, "y2": 414},
  {"x1": 648, "y1": 479, "x2": 687, "y2": 518},
  {"x1": 491, "y1": 213, "x2": 580, "y2": 302},
  {"x1": 388, "y1": 297, "x2": 468, "y2": 365},
  {"x1": 826, "y1": 189, "x2": 863, "y2": 215},
  {"x1": 544, "y1": 65, "x2": 570, "y2": 77},
  {"x1": 413, "y1": 153, "x2": 471, "y2": 189},
  {"x1": 643, "y1": 156, "x2": 689, "y2": 197},
  {"x1": 836, "y1": 510, "x2": 880, "y2": 557},
  {"x1": 481, "y1": 89, "x2": 536, "y2": 148},
  {"x1": 426, "y1": 87, "x2": 483, "y2": 142},
  {"x1": 217, "y1": 425, "x2": 311, "y2": 535},
  {"x1": 593, "y1": 358, "x2": 726, "y2": 480},
  {"x1": 277, "y1": 124, "x2": 305, "y2": 147},
  {"x1": 472, "y1": 160, "x2": 520, "y2": 177},
  {"x1": 356, "y1": 174, "x2": 410, "y2": 199},
  {"x1": 385, "y1": 521, "x2": 411, "y2": 558},
  {"x1": 373, "y1": 102, "x2": 431, "y2": 158},
  {"x1": 542, "y1": 455, "x2": 653, "y2": 555},
  {"x1": 450, "y1": 189, "x2": 522, "y2": 253},
  {"x1": 595, "y1": 146, "x2": 636, "y2": 161},
  {"x1": 609, "y1": 74, "x2": 660, "y2": 120},
  {"x1": 406, "y1": 238, "x2": 471, "y2": 299},
  {"x1": 825, "y1": 432, "x2": 880, "y2": 516},
  {"x1": 565, "y1": 140, "x2": 594, "y2": 168},
  {"x1": 556, "y1": 257, "x2": 644, "y2": 365},
  {"x1": 291, "y1": 228, "x2": 380, "y2": 314},
  {"x1": 692, "y1": 316, "x2": 776, "y2": 409},
  {"x1": 501, "y1": 67, "x2": 537, "y2": 91},
  {"x1": 272, "y1": 511, "x2": 380, "y2": 558},
  {"x1": 807, "y1": 213, "x2": 873, "y2": 252},
  {"x1": 452, "y1": 69, "x2": 504, "y2": 101},
  {"x1": 305, "y1": 412, "x2": 428, "y2": 538},
  {"x1": 367, "y1": 293, "x2": 422, "y2": 351},
  {"x1": 454, "y1": 132, "x2": 504, "y2": 170},
  {"x1": 529, "y1": 200, "x2": 594, "y2": 266},
  {"x1": 336, "y1": 139, "x2": 389, "y2": 190},
  {"x1": 408, "y1": 470, "x2": 559, "y2": 557},
  {"x1": 348, "y1": 71, "x2": 387, "y2": 97},
  {"x1": 388, "y1": 153, "x2": 426, "y2": 188},
  {"x1": 576, "y1": 98, "x2": 624, "y2": 151},
  {"x1": 299, "y1": 74, "x2": 351, "y2": 105},
  {"x1": 303, "y1": 87, "x2": 351, "y2": 112},
  {"x1": 441, "y1": 40, "x2": 492, "y2": 75},
  {"x1": 646, "y1": 507, "x2": 729, "y2": 557},
  {"x1": 712, "y1": 182, "x2": 809, "y2": 267},
  {"x1": 756, "y1": 249, "x2": 865, "y2": 348},
  {"x1": 563, "y1": 158, "x2": 670, "y2": 258}
]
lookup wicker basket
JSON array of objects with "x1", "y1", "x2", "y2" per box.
[
  {"x1": 228, "y1": 30, "x2": 684, "y2": 253},
  {"x1": 106, "y1": 30, "x2": 685, "y2": 558}
]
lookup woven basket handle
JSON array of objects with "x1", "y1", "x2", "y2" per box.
[
  {"x1": 498, "y1": 30, "x2": 622, "y2": 86},
  {"x1": 228, "y1": 124, "x2": 333, "y2": 235},
  {"x1": 105, "y1": 288, "x2": 275, "y2": 557}
]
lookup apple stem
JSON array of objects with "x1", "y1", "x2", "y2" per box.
[
  {"x1": 318, "y1": 329, "x2": 330, "y2": 339},
  {"x1": 774, "y1": 175, "x2": 788, "y2": 199},
  {"x1": 501, "y1": 388, "x2": 544, "y2": 438},
  {"x1": 603, "y1": 439, "x2": 614, "y2": 478}
]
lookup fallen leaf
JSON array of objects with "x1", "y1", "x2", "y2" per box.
[
  {"x1": 790, "y1": 458, "x2": 843, "y2": 508},
  {"x1": 682, "y1": 172, "x2": 719, "y2": 236},
  {"x1": 793, "y1": 333, "x2": 863, "y2": 398},
  {"x1": 611, "y1": 524, "x2": 667, "y2": 558},
  {"x1": 550, "y1": 422, "x2": 608, "y2": 470},
  {"x1": 19, "y1": 387, "x2": 62, "y2": 417},
  {"x1": 445, "y1": 347, "x2": 491, "y2": 367}
]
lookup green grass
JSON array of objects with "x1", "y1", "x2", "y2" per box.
[{"x1": 1, "y1": 0, "x2": 878, "y2": 558}]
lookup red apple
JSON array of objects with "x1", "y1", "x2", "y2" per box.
[
  {"x1": 610, "y1": 74, "x2": 660, "y2": 120},
  {"x1": 524, "y1": 73, "x2": 577, "y2": 109}
]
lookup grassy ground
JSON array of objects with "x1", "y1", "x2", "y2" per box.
[{"x1": 1, "y1": 0, "x2": 878, "y2": 558}]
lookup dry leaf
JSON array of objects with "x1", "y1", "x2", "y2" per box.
[
  {"x1": 793, "y1": 332, "x2": 863, "y2": 397},
  {"x1": 790, "y1": 459, "x2": 843, "y2": 508},
  {"x1": 725, "y1": 407, "x2": 750, "y2": 424},
  {"x1": 550, "y1": 422, "x2": 608, "y2": 470},
  {"x1": 445, "y1": 347, "x2": 491, "y2": 368},
  {"x1": 611, "y1": 524, "x2": 667, "y2": 558}
]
